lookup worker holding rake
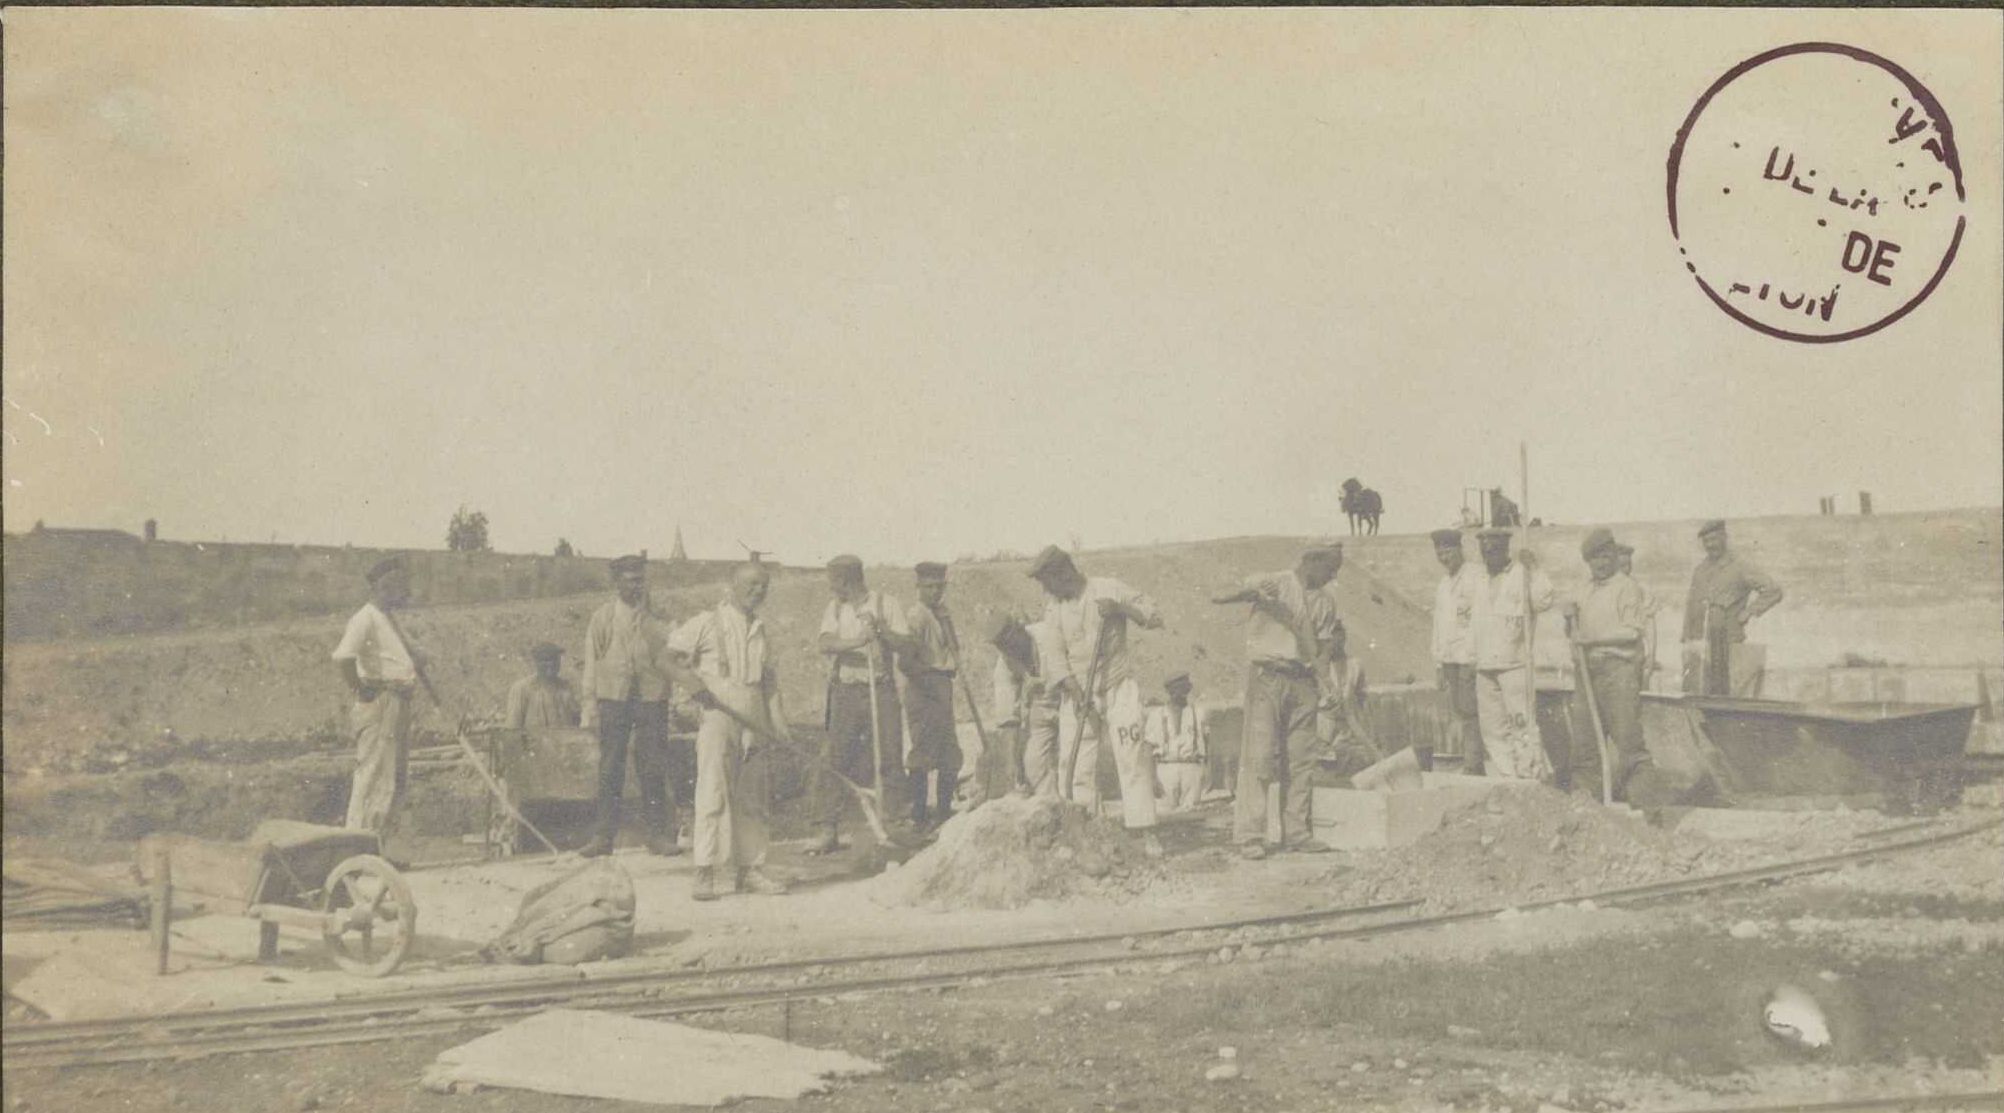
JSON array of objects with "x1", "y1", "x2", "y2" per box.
[{"x1": 1027, "y1": 545, "x2": 1167, "y2": 859}]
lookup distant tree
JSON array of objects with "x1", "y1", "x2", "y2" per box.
[
  {"x1": 446, "y1": 506, "x2": 492, "y2": 552},
  {"x1": 554, "y1": 538, "x2": 575, "y2": 558}
]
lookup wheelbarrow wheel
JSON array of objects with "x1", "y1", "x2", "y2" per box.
[{"x1": 321, "y1": 854, "x2": 416, "y2": 978}]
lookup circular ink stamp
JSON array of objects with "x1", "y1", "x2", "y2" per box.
[{"x1": 1668, "y1": 42, "x2": 1966, "y2": 343}]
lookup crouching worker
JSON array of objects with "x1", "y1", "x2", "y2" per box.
[
  {"x1": 667, "y1": 563, "x2": 788, "y2": 902},
  {"x1": 1146, "y1": 673, "x2": 1209, "y2": 813}
]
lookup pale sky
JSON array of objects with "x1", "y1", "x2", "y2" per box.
[{"x1": 5, "y1": 7, "x2": 1999, "y2": 565}]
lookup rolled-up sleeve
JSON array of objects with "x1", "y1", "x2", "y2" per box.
[{"x1": 1112, "y1": 580, "x2": 1162, "y2": 629}]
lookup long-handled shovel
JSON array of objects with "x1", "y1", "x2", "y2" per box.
[
  {"x1": 1058, "y1": 618, "x2": 1116, "y2": 808},
  {"x1": 864, "y1": 645, "x2": 892, "y2": 840},
  {"x1": 1521, "y1": 557, "x2": 1539, "y2": 748},
  {"x1": 1566, "y1": 616, "x2": 1616, "y2": 806},
  {"x1": 700, "y1": 674, "x2": 891, "y2": 845},
  {"x1": 957, "y1": 671, "x2": 995, "y2": 801}
]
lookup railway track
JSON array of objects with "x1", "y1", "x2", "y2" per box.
[
  {"x1": 1654, "y1": 1092, "x2": 2004, "y2": 1113},
  {"x1": 6, "y1": 818, "x2": 1996, "y2": 1071}
]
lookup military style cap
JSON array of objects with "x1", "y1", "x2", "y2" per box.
[
  {"x1": 1026, "y1": 545, "x2": 1075, "y2": 579},
  {"x1": 1429, "y1": 528, "x2": 1464, "y2": 547},
  {"x1": 608, "y1": 554, "x2": 647, "y2": 575},
  {"x1": 1581, "y1": 528, "x2": 1619, "y2": 558},
  {"x1": 914, "y1": 561, "x2": 948, "y2": 583},
  {"x1": 529, "y1": 641, "x2": 564, "y2": 661},
  {"x1": 1163, "y1": 671, "x2": 1192, "y2": 690},
  {"x1": 366, "y1": 556, "x2": 406, "y2": 584},
  {"x1": 1476, "y1": 527, "x2": 1513, "y2": 541},
  {"x1": 1698, "y1": 519, "x2": 1727, "y2": 538},
  {"x1": 827, "y1": 554, "x2": 864, "y2": 573}
]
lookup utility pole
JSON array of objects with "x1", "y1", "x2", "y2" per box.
[{"x1": 1519, "y1": 441, "x2": 1530, "y2": 527}]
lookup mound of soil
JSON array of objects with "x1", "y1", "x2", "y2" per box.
[
  {"x1": 1342, "y1": 784, "x2": 1894, "y2": 912},
  {"x1": 868, "y1": 795, "x2": 1162, "y2": 911}
]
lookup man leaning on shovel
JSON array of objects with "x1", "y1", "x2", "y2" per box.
[{"x1": 1565, "y1": 529, "x2": 1655, "y2": 804}]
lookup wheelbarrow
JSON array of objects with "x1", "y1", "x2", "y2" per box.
[{"x1": 137, "y1": 820, "x2": 417, "y2": 978}]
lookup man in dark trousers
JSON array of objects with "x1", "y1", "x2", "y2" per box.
[
  {"x1": 901, "y1": 562, "x2": 965, "y2": 830},
  {"x1": 1681, "y1": 520, "x2": 1784, "y2": 696},
  {"x1": 1429, "y1": 528, "x2": 1483, "y2": 774},
  {"x1": 579, "y1": 555, "x2": 681, "y2": 858},
  {"x1": 1566, "y1": 529, "x2": 1655, "y2": 802},
  {"x1": 1212, "y1": 544, "x2": 1343, "y2": 858}
]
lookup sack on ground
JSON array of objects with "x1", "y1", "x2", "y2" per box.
[{"x1": 481, "y1": 859, "x2": 636, "y2": 965}]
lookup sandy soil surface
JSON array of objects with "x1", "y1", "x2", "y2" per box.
[{"x1": 6, "y1": 816, "x2": 2000, "y2": 1113}]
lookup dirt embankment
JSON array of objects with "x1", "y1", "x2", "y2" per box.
[{"x1": 2, "y1": 540, "x2": 1433, "y2": 780}]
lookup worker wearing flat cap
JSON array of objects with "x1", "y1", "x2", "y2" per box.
[
  {"x1": 1144, "y1": 672, "x2": 1210, "y2": 814},
  {"x1": 331, "y1": 555, "x2": 421, "y2": 838},
  {"x1": 506, "y1": 641, "x2": 582, "y2": 731},
  {"x1": 1469, "y1": 529, "x2": 1556, "y2": 782},
  {"x1": 816, "y1": 554, "x2": 916, "y2": 853},
  {"x1": 1681, "y1": 520, "x2": 1782, "y2": 697},
  {"x1": 1428, "y1": 528, "x2": 1485, "y2": 775},
  {"x1": 1028, "y1": 545, "x2": 1168, "y2": 857},
  {"x1": 1562, "y1": 529, "x2": 1654, "y2": 802},
  {"x1": 1213, "y1": 544, "x2": 1345, "y2": 857},
  {"x1": 900, "y1": 562, "x2": 965, "y2": 830},
  {"x1": 580, "y1": 555, "x2": 683, "y2": 858}
]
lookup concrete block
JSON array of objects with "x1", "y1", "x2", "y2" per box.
[{"x1": 1310, "y1": 773, "x2": 1531, "y2": 850}]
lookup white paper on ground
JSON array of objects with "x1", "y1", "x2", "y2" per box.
[{"x1": 423, "y1": 1008, "x2": 880, "y2": 1105}]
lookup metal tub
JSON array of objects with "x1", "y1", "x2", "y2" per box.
[{"x1": 1685, "y1": 697, "x2": 1976, "y2": 812}]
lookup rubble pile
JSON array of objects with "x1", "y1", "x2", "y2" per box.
[
  {"x1": 1340, "y1": 784, "x2": 1894, "y2": 912},
  {"x1": 869, "y1": 795, "x2": 1163, "y2": 911}
]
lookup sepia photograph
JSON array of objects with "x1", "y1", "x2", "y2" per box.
[{"x1": 3, "y1": 5, "x2": 2001, "y2": 1111}]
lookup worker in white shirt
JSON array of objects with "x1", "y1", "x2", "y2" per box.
[
  {"x1": 1027, "y1": 545, "x2": 1166, "y2": 858},
  {"x1": 331, "y1": 556, "x2": 420, "y2": 836},
  {"x1": 1470, "y1": 529, "x2": 1556, "y2": 781},
  {"x1": 667, "y1": 563, "x2": 788, "y2": 901},
  {"x1": 1145, "y1": 673, "x2": 1209, "y2": 813},
  {"x1": 1429, "y1": 528, "x2": 1484, "y2": 774}
]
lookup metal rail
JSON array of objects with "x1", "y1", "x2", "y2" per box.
[
  {"x1": 7, "y1": 818, "x2": 1995, "y2": 1071},
  {"x1": 2, "y1": 897, "x2": 1422, "y2": 1061},
  {"x1": 1649, "y1": 1092, "x2": 2004, "y2": 1113}
]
